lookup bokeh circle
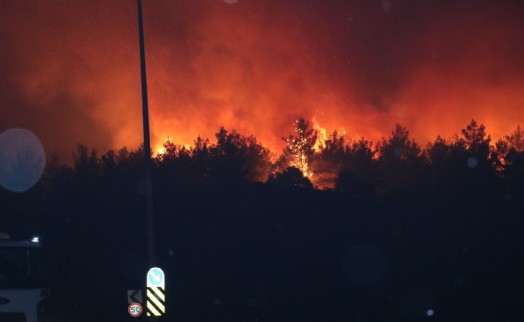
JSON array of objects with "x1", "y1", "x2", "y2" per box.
[{"x1": 0, "y1": 128, "x2": 45, "y2": 192}]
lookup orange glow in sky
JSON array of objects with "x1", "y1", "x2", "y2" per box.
[{"x1": 1, "y1": 1, "x2": 524, "y2": 162}]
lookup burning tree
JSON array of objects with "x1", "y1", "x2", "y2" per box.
[{"x1": 278, "y1": 118, "x2": 317, "y2": 177}]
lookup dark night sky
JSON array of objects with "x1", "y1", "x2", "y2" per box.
[{"x1": 1, "y1": 0, "x2": 524, "y2": 162}]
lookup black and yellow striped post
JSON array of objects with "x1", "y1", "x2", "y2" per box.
[
  {"x1": 146, "y1": 286, "x2": 166, "y2": 316},
  {"x1": 146, "y1": 267, "x2": 166, "y2": 317}
]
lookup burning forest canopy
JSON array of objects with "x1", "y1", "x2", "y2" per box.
[
  {"x1": 1, "y1": 0, "x2": 524, "y2": 165},
  {"x1": 59, "y1": 118, "x2": 522, "y2": 191}
]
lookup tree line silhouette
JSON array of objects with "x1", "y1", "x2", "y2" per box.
[
  {"x1": 50, "y1": 118, "x2": 524, "y2": 192},
  {"x1": 1, "y1": 118, "x2": 524, "y2": 321}
]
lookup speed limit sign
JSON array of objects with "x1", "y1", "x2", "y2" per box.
[{"x1": 128, "y1": 302, "x2": 143, "y2": 317}]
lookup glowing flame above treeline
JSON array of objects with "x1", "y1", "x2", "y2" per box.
[
  {"x1": 1, "y1": 0, "x2": 524, "y2": 163},
  {"x1": 150, "y1": 117, "x2": 523, "y2": 189}
]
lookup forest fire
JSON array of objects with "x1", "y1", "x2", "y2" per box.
[
  {"x1": 282, "y1": 119, "x2": 316, "y2": 178},
  {"x1": 156, "y1": 147, "x2": 166, "y2": 156},
  {"x1": 1, "y1": 1, "x2": 523, "y2": 165},
  {"x1": 155, "y1": 137, "x2": 173, "y2": 157},
  {"x1": 3, "y1": 3, "x2": 524, "y2": 322},
  {"x1": 312, "y1": 121, "x2": 327, "y2": 153},
  {"x1": 312, "y1": 119, "x2": 347, "y2": 153}
]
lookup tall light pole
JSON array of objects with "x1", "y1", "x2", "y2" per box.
[{"x1": 136, "y1": 0, "x2": 156, "y2": 268}]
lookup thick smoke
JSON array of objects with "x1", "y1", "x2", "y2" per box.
[{"x1": 1, "y1": 0, "x2": 523, "y2": 162}]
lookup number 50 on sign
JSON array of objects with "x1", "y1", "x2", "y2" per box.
[{"x1": 128, "y1": 302, "x2": 143, "y2": 317}]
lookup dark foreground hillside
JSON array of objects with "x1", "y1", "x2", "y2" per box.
[{"x1": 2, "y1": 122, "x2": 524, "y2": 321}]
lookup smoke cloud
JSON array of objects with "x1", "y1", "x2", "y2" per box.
[{"x1": 1, "y1": 0, "x2": 523, "y2": 162}]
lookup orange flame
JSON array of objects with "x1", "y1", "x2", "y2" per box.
[
  {"x1": 2, "y1": 1, "x2": 523, "y2": 164},
  {"x1": 154, "y1": 137, "x2": 172, "y2": 157}
]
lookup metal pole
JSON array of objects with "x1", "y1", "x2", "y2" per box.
[{"x1": 136, "y1": 0, "x2": 156, "y2": 268}]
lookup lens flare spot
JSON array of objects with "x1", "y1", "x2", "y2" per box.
[
  {"x1": 467, "y1": 156, "x2": 478, "y2": 168},
  {"x1": 0, "y1": 128, "x2": 45, "y2": 193},
  {"x1": 400, "y1": 287, "x2": 435, "y2": 319}
]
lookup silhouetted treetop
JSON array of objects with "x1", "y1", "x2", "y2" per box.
[
  {"x1": 267, "y1": 166, "x2": 314, "y2": 190},
  {"x1": 43, "y1": 119, "x2": 524, "y2": 195},
  {"x1": 377, "y1": 124, "x2": 421, "y2": 162}
]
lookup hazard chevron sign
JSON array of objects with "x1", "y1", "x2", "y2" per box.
[{"x1": 127, "y1": 289, "x2": 143, "y2": 304}]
